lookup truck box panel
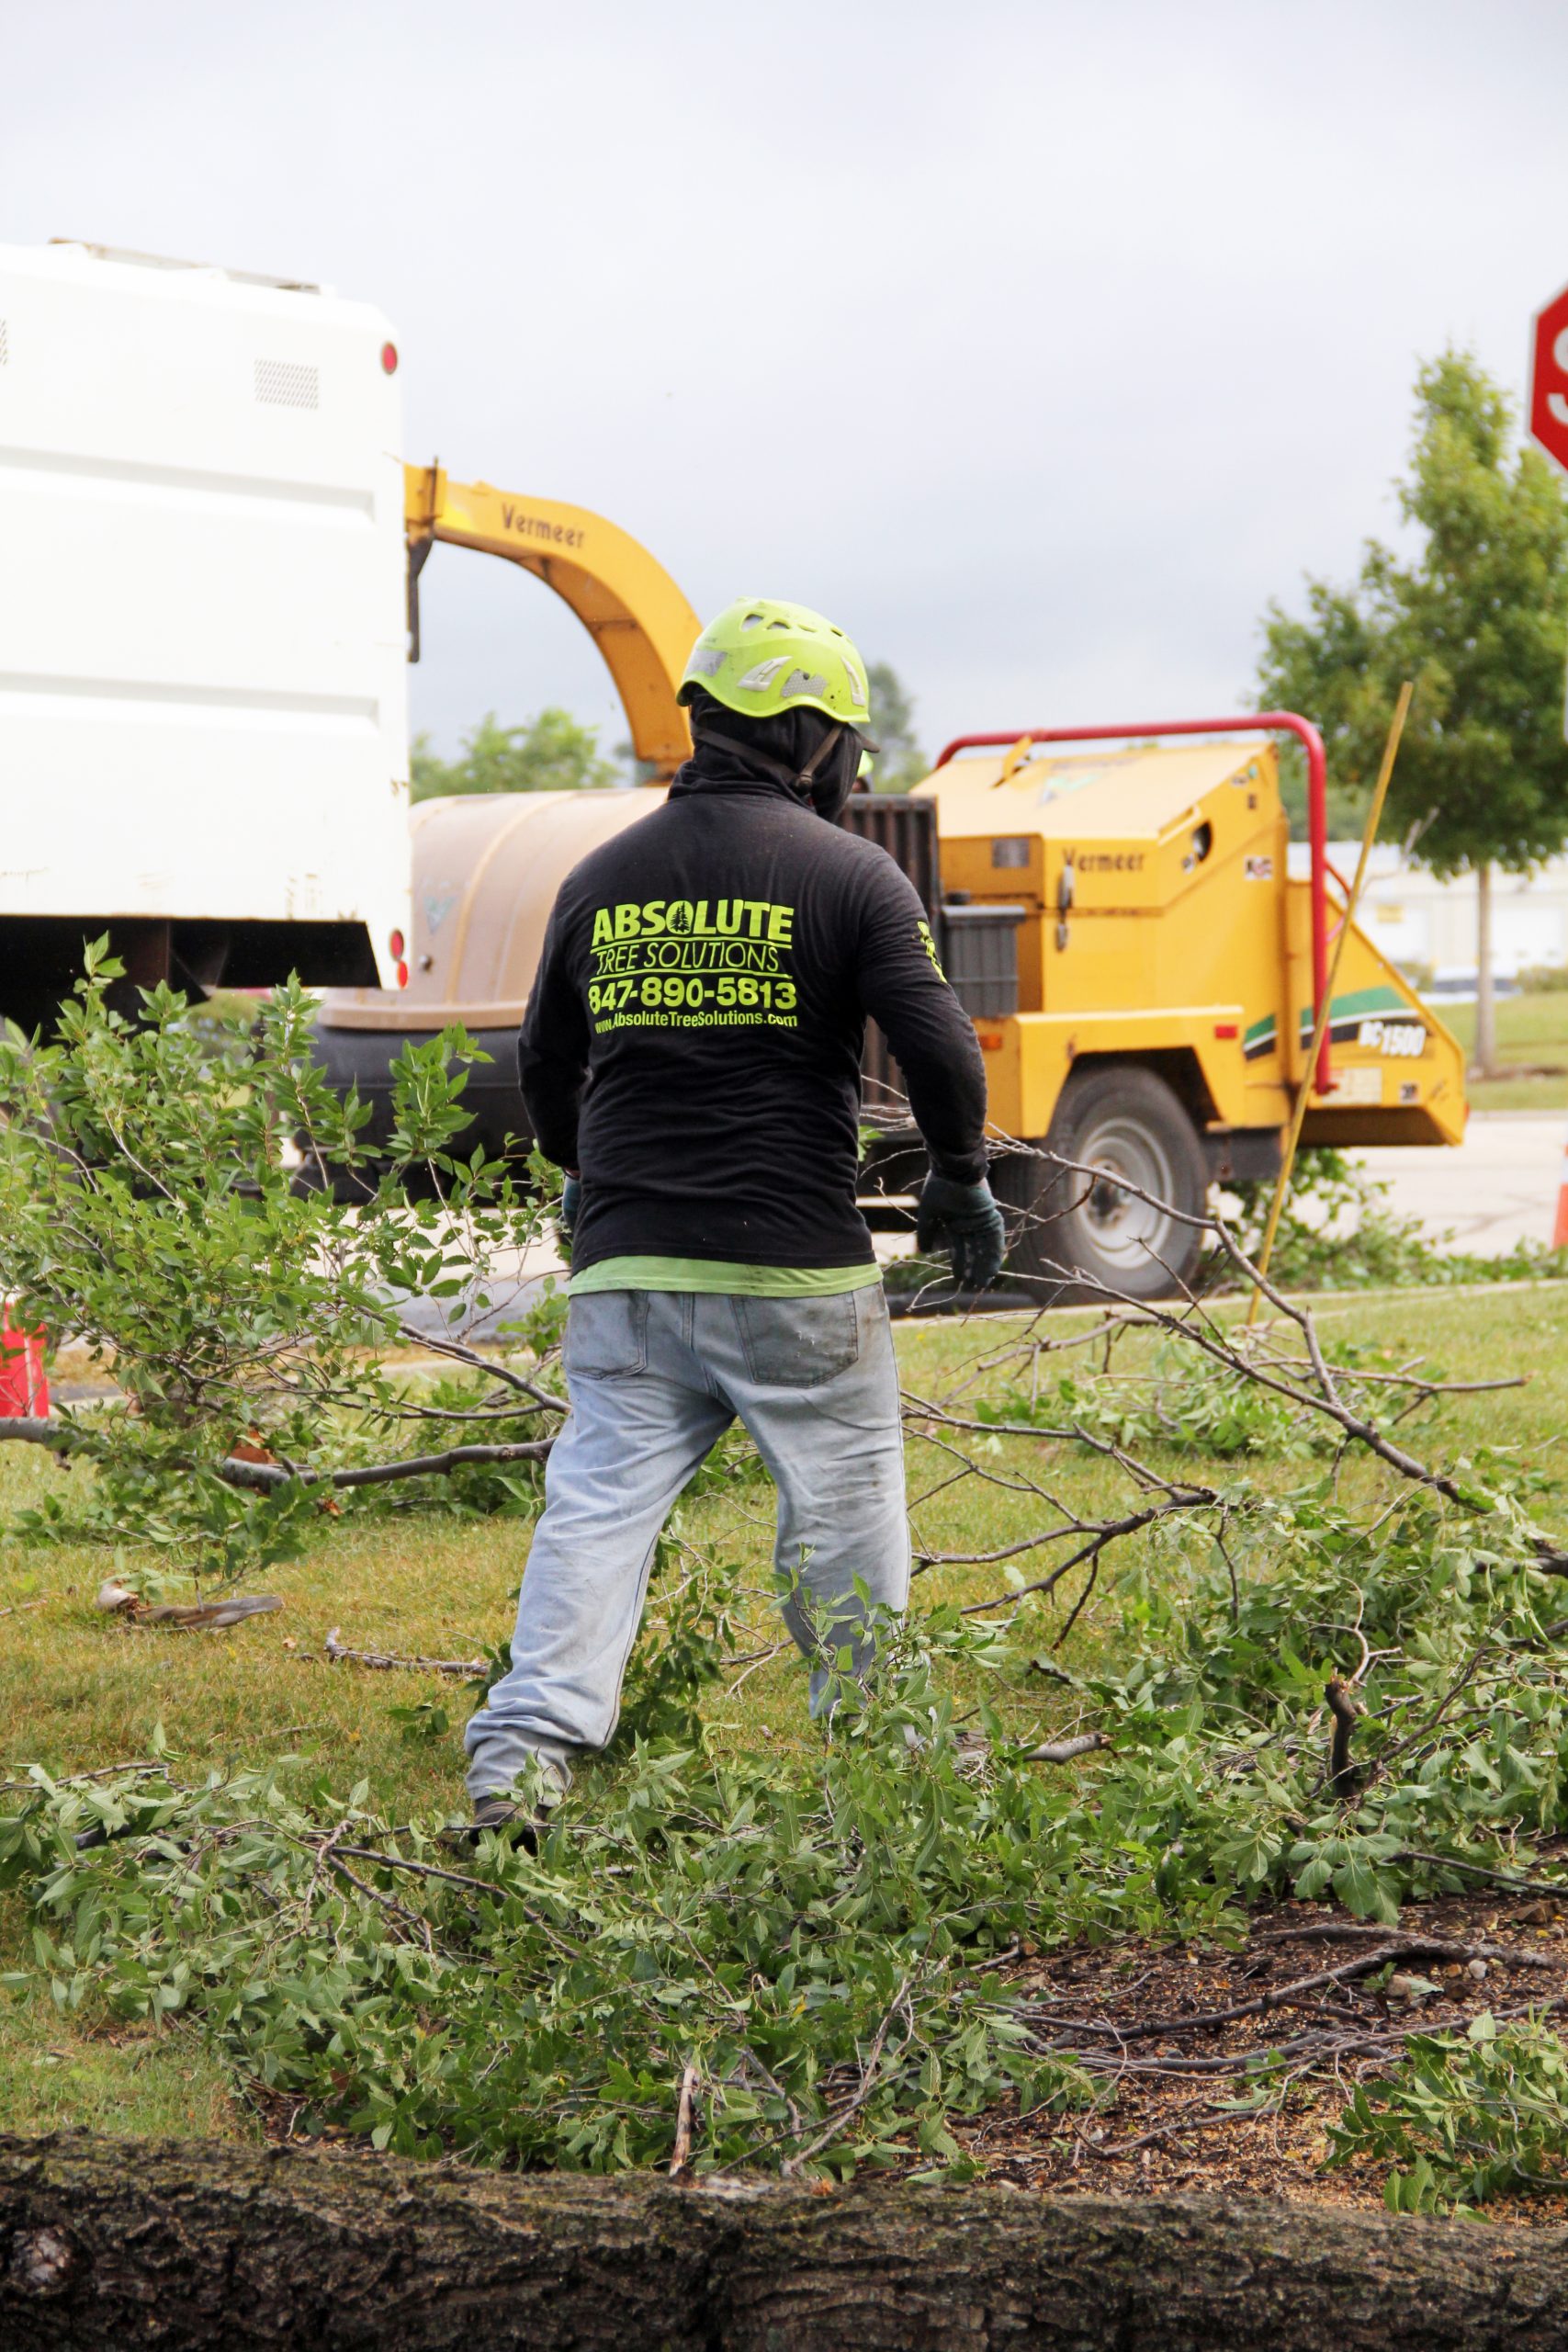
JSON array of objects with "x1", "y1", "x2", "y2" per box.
[{"x1": 0, "y1": 243, "x2": 409, "y2": 967}]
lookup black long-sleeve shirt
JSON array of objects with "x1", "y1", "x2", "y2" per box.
[{"x1": 517, "y1": 764, "x2": 988, "y2": 1273}]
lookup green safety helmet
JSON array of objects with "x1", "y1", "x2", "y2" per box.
[{"x1": 678, "y1": 596, "x2": 874, "y2": 735}]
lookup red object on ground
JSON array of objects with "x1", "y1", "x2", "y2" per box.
[
  {"x1": 0, "y1": 1302, "x2": 48, "y2": 1418},
  {"x1": 1529, "y1": 282, "x2": 1568, "y2": 477},
  {"x1": 931, "y1": 715, "x2": 1334, "y2": 1094},
  {"x1": 1553, "y1": 1128, "x2": 1568, "y2": 1251}
]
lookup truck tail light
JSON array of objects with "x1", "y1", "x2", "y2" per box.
[
  {"x1": 396, "y1": 960, "x2": 410, "y2": 989},
  {"x1": 381, "y1": 342, "x2": 399, "y2": 375},
  {"x1": 389, "y1": 929, "x2": 405, "y2": 959}
]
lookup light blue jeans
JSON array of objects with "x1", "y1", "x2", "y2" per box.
[{"x1": 464, "y1": 1284, "x2": 908, "y2": 1802}]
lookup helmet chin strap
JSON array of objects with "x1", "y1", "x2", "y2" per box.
[{"x1": 698, "y1": 724, "x2": 852, "y2": 818}]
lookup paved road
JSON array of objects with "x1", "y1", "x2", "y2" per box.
[
  {"x1": 393, "y1": 1234, "x2": 565, "y2": 1347},
  {"x1": 1358, "y1": 1110, "x2": 1564, "y2": 1256}
]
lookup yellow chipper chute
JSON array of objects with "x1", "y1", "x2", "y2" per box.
[{"x1": 307, "y1": 469, "x2": 698, "y2": 1174}]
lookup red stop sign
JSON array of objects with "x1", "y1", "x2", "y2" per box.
[{"x1": 1530, "y1": 281, "x2": 1568, "y2": 473}]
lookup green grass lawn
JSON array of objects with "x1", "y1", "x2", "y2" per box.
[
  {"x1": 3, "y1": 1284, "x2": 1565, "y2": 2145},
  {"x1": 1440, "y1": 991, "x2": 1568, "y2": 1111}
]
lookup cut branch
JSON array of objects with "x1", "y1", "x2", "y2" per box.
[
  {"x1": 1325, "y1": 1678, "x2": 1367, "y2": 1800},
  {"x1": 0, "y1": 1416, "x2": 552, "y2": 1491},
  {"x1": 1022, "y1": 1732, "x2": 1106, "y2": 1764},
  {"x1": 220, "y1": 1438, "x2": 554, "y2": 1490},
  {"x1": 321, "y1": 1630, "x2": 486, "y2": 1677},
  {"x1": 1250, "y1": 1922, "x2": 1559, "y2": 1967},
  {"x1": 670, "y1": 2060, "x2": 700, "y2": 2178},
  {"x1": 985, "y1": 1137, "x2": 1505, "y2": 1512}
]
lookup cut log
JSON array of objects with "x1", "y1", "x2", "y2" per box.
[{"x1": 2, "y1": 2129, "x2": 1565, "y2": 2352}]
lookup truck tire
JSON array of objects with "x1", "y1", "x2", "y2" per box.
[{"x1": 994, "y1": 1063, "x2": 1208, "y2": 1304}]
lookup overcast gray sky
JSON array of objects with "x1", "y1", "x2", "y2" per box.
[{"x1": 8, "y1": 0, "x2": 1568, "y2": 763}]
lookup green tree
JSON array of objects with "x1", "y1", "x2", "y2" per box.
[
  {"x1": 612, "y1": 739, "x2": 662, "y2": 787},
  {"x1": 1258, "y1": 350, "x2": 1568, "y2": 1075},
  {"x1": 412, "y1": 708, "x2": 617, "y2": 802},
  {"x1": 865, "y1": 660, "x2": 931, "y2": 793}
]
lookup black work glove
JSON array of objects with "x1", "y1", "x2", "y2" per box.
[
  {"x1": 558, "y1": 1173, "x2": 581, "y2": 1244},
  {"x1": 915, "y1": 1172, "x2": 1007, "y2": 1292}
]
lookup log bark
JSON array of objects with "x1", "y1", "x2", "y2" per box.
[{"x1": 2, "y1": 2129, "x2": 1565, "y2": 2352}]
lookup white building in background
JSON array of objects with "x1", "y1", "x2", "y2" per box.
[{"x1": 1289, "y1": 844, "x2": 1568, "y2": 993}]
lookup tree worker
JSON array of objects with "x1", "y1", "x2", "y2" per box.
[{"x1": 458, "y1": 597, "x2": 1005, "y2": 1842}]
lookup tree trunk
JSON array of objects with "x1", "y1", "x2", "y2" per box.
[
  {"x1": 3, "y1": 2131, "x2": 1566, "y2": 2352},
  {"x1": 1473, "y1": 859, "x2": 1497, "y2": 1078}
]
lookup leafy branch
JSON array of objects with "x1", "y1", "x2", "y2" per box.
[{"x1": 0, "y1": 946, "x2": 567, "y2": 1588}]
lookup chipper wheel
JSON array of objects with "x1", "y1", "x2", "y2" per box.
[{"x1": 991, "y1": 1063, "x2": 1208, "y2": 1305}]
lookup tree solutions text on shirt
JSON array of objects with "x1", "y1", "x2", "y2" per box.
[{"x1": 587, "y1": 899, "x2": 798, "y2": 1032}]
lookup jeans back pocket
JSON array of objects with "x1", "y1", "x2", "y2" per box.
[
  {"x1": 732, "y1": 1292, "x2": 863, "y2": 1388},
  {"x1": 563, "y1": 1292, "x2": 649, "y2": 1379}
]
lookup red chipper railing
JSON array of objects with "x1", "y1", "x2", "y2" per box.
[{"x1": 931, "y1": 715, "x2": 1334, "y2": 1093}]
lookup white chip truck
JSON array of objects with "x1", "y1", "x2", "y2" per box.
[{"x1": 0, "y1": 240, "x2": 412, "y2": 1029}]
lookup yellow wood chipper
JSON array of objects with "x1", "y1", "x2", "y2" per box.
[
  {"x1": 311, "y1": 470, "x2": 1464, "y2": 1295},
  {"x1": 886, "y1": 718, "x2": 1464, "y2": 1293}
]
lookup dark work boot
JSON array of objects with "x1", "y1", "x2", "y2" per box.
[{"x1": 443, "y1": 1794, "x2": 547, "y2": 1855}]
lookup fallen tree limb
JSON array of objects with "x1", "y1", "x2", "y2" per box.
[
  {"x1": 0, "y1": 1417, "x2": 552, "y2": 1490},
  {"x1": 2, "y1": 2131, "x2": 1566, "y2": 2351},
  {"x1": 982, "y1": 1137, "x2": 1504, "y2": 1510},
  {"x1": 1253, "y1": 1920, "x2": 1561, "y2": 1961},
  {"x1": 0, "y1": 1416, "x2": 85, "y2": 1453},
  {"x1": 1022, "y1": 1732, "x2": 1106, "y2": 1764},
  {"x1": 97, "y1": 1581, "x2": 283, "y2": 1630},
  {"x1": 1015, "y1": 1935, "x2": 1558, "y2": 2046},
  {"x1": 1325, "y1": 1675, "x2": 1368, "y2": 1798},
  {"x1": 213, "y1": 1437, "x2": 555, "y2": 1491},
  {"x1": 0, "y1": 1757, "x2": 167, "y2": 1796},
  {"x1": 1036, "y1": 1996, "x2": 1566, "y2": 2081},
  {"x1": 1392, "y1": 1849, "x2": 1568, "y2": 1894},
  {"x1": 1084, "y1": 2104, "x2": 1265, "y2": 2161},
  {"x1": 321, "y1": 1630, "x2": 486, "y2": 1677}
]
